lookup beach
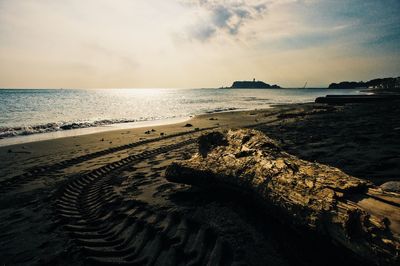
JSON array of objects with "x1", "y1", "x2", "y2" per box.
[
  {"x1": 1, "y1": 99, "x2": 399, "y2": 265},
  {"x1": 1, "y1": 0, "x2": 399, "y2": 264}
]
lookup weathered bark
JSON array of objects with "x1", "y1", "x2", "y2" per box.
[{"x1": 165, "y1": 129, "x2": 400, "y2": 265}]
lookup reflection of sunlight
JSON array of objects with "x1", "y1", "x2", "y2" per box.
[{"x1": 97, "y1": 88, "x2": 168, "y2": 98}]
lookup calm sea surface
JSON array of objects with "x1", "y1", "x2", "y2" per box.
[{"x1": 0, "y1": 88, "x2": 363, "y2": 143}]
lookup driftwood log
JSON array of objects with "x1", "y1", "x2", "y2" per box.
[
  {"x1": 315, "y1": 94, "x2": 400, "y2": 104},
  {"x1": 165, "y1": 129, "x2": 400, "y2": 265}
]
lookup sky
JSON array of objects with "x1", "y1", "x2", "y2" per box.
[{"x1": 0, "y1": 0, "x2": 399, "y2": 88}]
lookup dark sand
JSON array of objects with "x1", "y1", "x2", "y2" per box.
[{"x1": 0, "y1": 101, "x2": 399, "y2": 265}]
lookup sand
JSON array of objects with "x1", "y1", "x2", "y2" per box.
[{"x1": 0, "y1": 101, "x2": 399, "y2": 265}]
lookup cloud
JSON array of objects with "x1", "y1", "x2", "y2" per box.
[
  {"x1": 182, "y1": 0, "x2": 268, "y2": 41},
  {"x1": 188, "y1": 23, "x2": 217, "y2": 41},
  {"x1": 0, "y1": 0, "x2": 399, "y2": 88}
]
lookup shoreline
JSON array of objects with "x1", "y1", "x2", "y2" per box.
[
  {"x1": 0, "y1": 104, "x2": 299, "y2": 180},
  {"x1": 0, "y1": 116, "x2": 191, "y2": 147},
  {"x1": 0, "y1": 105, "x2": 276, "y2": 147},
  {"x1": 0, "y1": 87, "x2": 367, "y2": 146}
]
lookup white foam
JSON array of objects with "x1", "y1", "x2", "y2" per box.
[{"x1": 0, "y1": 117, "x2": 190, "y2": 147}]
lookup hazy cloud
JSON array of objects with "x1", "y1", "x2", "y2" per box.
[
  {"x1": 0, "y1": 0, "x2": 399, "y2": 88},
  {"x1": 84, "y1": 43, "x2": 139, "y2": 70},
  {"x1": 189, "y1": 23, "x2": 217, "y2": 41},
  {"x1": 183, "y1": 0, "x2": 268, "y2": 41}
]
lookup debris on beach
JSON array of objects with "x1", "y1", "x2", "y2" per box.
[{"x1": 166, "y1": 129, "x2": 400, "y2": 265}]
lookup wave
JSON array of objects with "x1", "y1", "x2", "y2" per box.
[
  {"x1": 204, "y1": 107, "x2": 239, "y2": 114},
  {"x1": 0, "y1": 118, "x2": 140, "y2": 139},
  {"x1": 0, "y1": 107, "x2": 241, "y2": 139}
]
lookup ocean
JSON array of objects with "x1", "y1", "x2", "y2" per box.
[{"x1": 0, "y1": 88, "x2": 363, "y2": 145}]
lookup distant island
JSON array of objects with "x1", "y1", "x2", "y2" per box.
[
  {"x1": 222, "y1": 79, "x2": 281, "y2": 89},
  {"x1": 328, "y1": 77, "x2": 400, "y2": 89}
]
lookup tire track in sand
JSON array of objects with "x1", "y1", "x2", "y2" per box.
[
  {"x1": 54, "y1": 138, "x2": 238, "y2": 266},
  {"x1": 0, "y1": 127, "x2": 216, "y2": 194}
]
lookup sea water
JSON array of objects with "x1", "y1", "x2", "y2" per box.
[{"x1": 0, "y1": 88, "x2": 363, "y2": 145}]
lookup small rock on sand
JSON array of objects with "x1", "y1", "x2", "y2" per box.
[
  {"x1": 184, "y1": 123, "x2": 193, "y2": 127},
  {"x1": 380, "y1": 181, "x2": 400, "y2": 193}
]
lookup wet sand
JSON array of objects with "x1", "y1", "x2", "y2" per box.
[{"x1": 0, "y1": 101, "x2": 399, "y2": 265}]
